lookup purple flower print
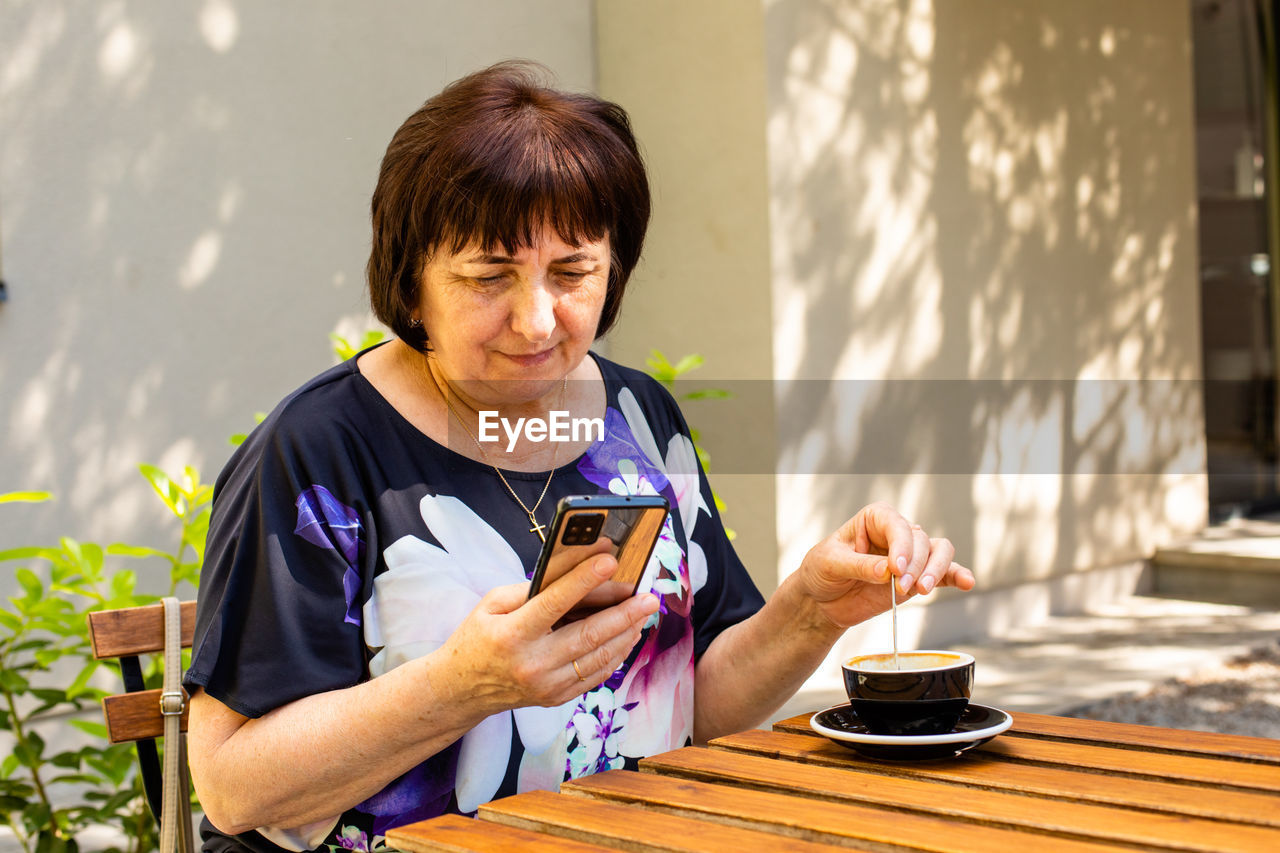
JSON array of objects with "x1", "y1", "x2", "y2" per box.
[
  {"x1": 294, "y1": 485, "x2": 365, "y2": 626},
  {"x1": 356, "y1": 748, "x2": 458, "y2": 836},
  {"x1": 578, "y1": 407, "x2": 670, "y2": 497},
  {"x1": 331, "y1": 825, "x2": 369, "y2": 852},
  {"x1": 565, "y1": 690, "x2": 636, "y2": 778}
]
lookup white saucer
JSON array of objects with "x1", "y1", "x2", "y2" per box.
[{"x1": 809, "y1": 702, "x2": 1013, "y2": 760}]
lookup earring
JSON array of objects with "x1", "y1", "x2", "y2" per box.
[{"x1": 409, "y1": 318, "x2": 422, "y2": 329}]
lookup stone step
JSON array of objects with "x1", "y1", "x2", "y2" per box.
[{"x1": 1148, "y1": 520, "x2": 1280, "y2": 607}]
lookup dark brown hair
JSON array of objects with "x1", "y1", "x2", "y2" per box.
[{"x1": 367, "y1": 61, "x2": 650, "y2": 350}]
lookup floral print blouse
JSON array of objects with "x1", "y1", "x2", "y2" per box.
[{"x1": 185, "y1": 350, "x2": 763, "y2": 853}]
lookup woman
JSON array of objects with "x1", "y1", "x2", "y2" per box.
[{"x1": 185, "y1": 61, "x2": 974, "y2": 853}]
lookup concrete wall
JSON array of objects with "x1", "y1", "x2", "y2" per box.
[
  {"x1": 595, "y1": 0, "x2": 781, "y2": 594},
  {"x1": 4, "y1": 0, "x2": 1208, "y2": 653},
  {"x1": 0, "y1": 2, "x2": 596, "y2": 566},
  {"x1": 767, "y1": 0, "x2": 1206, "y2": 660},
  {"x1": 599, "y1": 0, "x2": 1207, "y2": 659}
]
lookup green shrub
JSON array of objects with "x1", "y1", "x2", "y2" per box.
[{"x1": 0, "y1": 466, "x2": 210, "y2": 853}]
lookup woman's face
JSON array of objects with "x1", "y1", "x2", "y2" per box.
[{"x1": 416, "y1": 227, "x2": 611, "y2": 407}]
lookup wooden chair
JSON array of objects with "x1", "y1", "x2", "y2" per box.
[{"x1": 87, "y1": 600, "x2": 197, "y2": 830}]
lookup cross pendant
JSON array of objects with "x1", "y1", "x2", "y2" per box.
[{"x1": 529, "y1": 516, "x2": 547, "y2": 542}]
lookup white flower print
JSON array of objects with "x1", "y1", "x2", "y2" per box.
[
  {"x1": 567, "y1": 689, "x2": 629, "y2": 777},
  {"x1": 362, "y1": 494, "x2": 578, "y2": 813}
]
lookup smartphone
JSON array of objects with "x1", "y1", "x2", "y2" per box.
[{"x1": 527, "y1": 494, "x2": 670, "y2": 624}]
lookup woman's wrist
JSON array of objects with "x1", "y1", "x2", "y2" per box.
[
  {"x1": 404, "y1": 649, "x2": 514, "y2": 733},
  {"x1": 771, "y1": 570, "x2": 849, "y2": 643}
]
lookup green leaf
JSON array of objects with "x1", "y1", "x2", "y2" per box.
[
  {"x1": 0, "y1": 610, "x2": 21, "y2": 631},
  {"x1": 645, "y1": 349, "x2": 674, "y2": 374},
  {"x1": 0, "y1": 669, "x2": 30, "y2": 693},
  {"x1": 0, "y1": 491, "x2": 53, "y2": 504},
  {"x1": 33, "y1": 649, "x2": 60, "y2": 670},
  {"x1": 138, "y1": 464, "x2": 182, "y2": 515},
  {"x1": 14, "y1": 732, "x2": 45, "y2": 767},
  {"x1": 68, "y1": 720, "x2": 109, "y2": 738},
  {"x1": 15, "y1": 568, "x2": 43, "y2": 601},
  {"x1": 108, "y1": 571, "x2": 136, "y2": 600},
  {"x1": 682, "y1": 388, "x2": 732, "y2": 400},
  {"x1": 330, "y1": 331, "x2": 355, "y2": 361},
  {"x1": 98, "y1": 789, "x2": 138, "y2": 814},
  {"x1": 79, "y1": 543, "x2": 104, "y2": 576},
  {"x1": 66, "y1": 661, "x2": 99, "y2": 700},
  {"x1": 30, "y1": 688, "x2": 67, "y2": 709},
  {"x1": 105, "y1": 544, "x2": 171, "y2": 560},
  {"x1": 32, "y1": 826, "x2": 64, "y2": 853},
  {"x1": 0, "y1": 546, "x2": 56, "y2": 563},
  {"x1": 1, "y1": 755, "x2": 19, "y2": 778},
  {"x1": 331, "y1": 330, "x2": 387, "y2": 361},
  {"x1": 50, "y1": 774, "x2": 100, "y2": 787},
  {"x1": 671, "y1": 353, "x2": 705, "y2": 375},
  {"x1": 0, "y1": 778, "x2": 35, "y2": 798}
]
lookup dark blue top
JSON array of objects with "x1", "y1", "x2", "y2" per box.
[{"x1": 187, "y1": 349, "x2": 763, "y2": 853}]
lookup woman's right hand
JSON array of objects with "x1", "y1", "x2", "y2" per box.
[{"x1": 439, "y1": 553, "x2": 660, "y2": 712}]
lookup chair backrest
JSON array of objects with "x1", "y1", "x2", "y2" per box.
[
  {"x1": 88, "y1": 600, "x2": 197, "y2": 743},
  {"x1": 88, "y1": 599, "x2": 197, "y2": 831}
]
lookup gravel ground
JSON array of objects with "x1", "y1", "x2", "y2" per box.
[{"x1": 1061, "y1": 638, "x2": 1280, "y2": 738}]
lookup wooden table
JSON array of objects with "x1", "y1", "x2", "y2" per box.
[{"x1": 386, "y1": 710, "x2": 1280, "y2": 852}]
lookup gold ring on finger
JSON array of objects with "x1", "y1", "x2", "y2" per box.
[{"x1": 572, "y1": 658, "x2": 586, "y2": 682}]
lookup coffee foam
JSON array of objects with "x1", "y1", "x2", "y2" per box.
[{"x1": 845, "y1": 652, "x2": 968, "y2": 672}]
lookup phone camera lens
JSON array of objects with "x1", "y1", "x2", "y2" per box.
[{"x1": 564, "y1": 513, "x2": 604, "y2": 545}]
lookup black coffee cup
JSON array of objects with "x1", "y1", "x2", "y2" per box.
[{"x1": 842, "y1": 650, "x2": 974, "y2": 736}]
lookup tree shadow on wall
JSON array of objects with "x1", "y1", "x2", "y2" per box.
[{"x1": 764, "y1": 0, "x2": 1204, "y2": 622}]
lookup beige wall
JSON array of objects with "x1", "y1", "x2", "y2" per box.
[
  {"x1": 2, "y1": 0, "x2": 1208, "y2": 652},
  {"x1": 596, "y1": 0, "x2": 781, "y2": 592},
  {"x1": 0, "y1": 1, "x2": 596, "y2": 557},
  {"x1": 766, "y1": 0, "x2": 1206, "y2": 655},
  {"x1": 599, "y1": 0, "x2": 1206, "y2": 651}
]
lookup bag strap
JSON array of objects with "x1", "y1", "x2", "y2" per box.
[{"x1": 160, "y1": 597, "x2": 195, "y2": 853}]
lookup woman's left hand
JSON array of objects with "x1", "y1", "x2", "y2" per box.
[{"x1": 797, "y1": 502, "x2": 975, "y2": 629}]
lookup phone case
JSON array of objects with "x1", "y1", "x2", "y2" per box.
[{"x1": 527, "y1": 494, "x2": 670, "y2": 620}]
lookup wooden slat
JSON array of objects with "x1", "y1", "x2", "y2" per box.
[
  {"x1": 775, "y1": 709, "x2": 1280, "y2": 765},
  {"x1": 563, "y1": 769, "x2": 1121, "y2": 853},
  {"x1": 800, "y1": 711, "x2": 1280, "y2": 793},
  {"x1": 88, "y1": 600, "x2": 197, "y2": 659},
  {"x1": 102, "y1": 689, "x2": 188, "y2": 743},
  {"x1": 385, "y1": 814, "x2": 611, "y2": 852},
  {"x1": 638, "y1": 746, "x2": 1280, "y2": 852},
  {"x1": 712, "y1": 728, "x2": 1280, "y2": 828},
  {"x1": 979, "y1": 733, "x2": 1280, "y2": 793},
  {"x1": 481, "y1": 789, "x2": 848, "y2": 852},
  {"x1": 1006, "y1": 711, "x2": 1280, "y2": 764}
]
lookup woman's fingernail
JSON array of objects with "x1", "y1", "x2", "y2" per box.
[
  {"x1": 896, "y1": 556, "x2": 907, "y2": 570},
  {"x1": 921, "y1": 575, "x2": 935, "y2": 593},
  {"x1": 899, "y1": 574, "x2": 913, "y2": 592}
]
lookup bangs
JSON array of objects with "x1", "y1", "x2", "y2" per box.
[
  {"x1": 421, "y1": 106, "x2": 619, "y2": 258},
  {"x1": 367, "y1": 60, "x2": 649, "y2": 348}
]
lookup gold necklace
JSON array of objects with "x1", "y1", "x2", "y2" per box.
[{"x1": 430, "y1": 362, "x2": 565, "y2": 542}]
